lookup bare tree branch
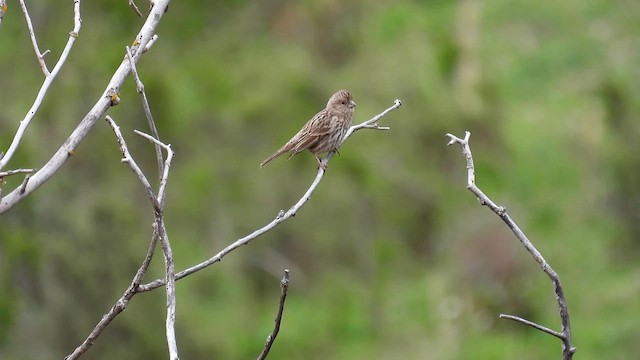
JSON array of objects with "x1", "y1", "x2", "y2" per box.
[
  {"x1": 0, "y1": 168, "x2": 36, "y2": 179},
  {"x1": 0, "y1": 0, "x2": 170, "y2": 214},
  {"x1": 127, "y1": 46, "x2": 164, "y2": 179},
  {"x1": 257, "y1": 269, "x2": 290, "y2": 360},
  {"x1": 19, "y1": 0, "x2": 51, "y2": 76},
  {"x1": 137, "y1": 98, "x2": 402, "y2": 292},
  {"x1": 128, "y1": 0, "x2": 143, "y2": 17},
  {"x1": 66, "y1": 116, "x2": 178, "y2": 359},
  {"x1": 0, "y1": 0, "x2": 81, "y2": 172},
  {"x1": 65, "y1": 225, "x2": 159, "y2": 360},
  {"x1": 446, "y1": 131, "x2": 576, "y2": 360},
  {"x1": 499, "y1": 314, "x2": 564, "y2": 339}
]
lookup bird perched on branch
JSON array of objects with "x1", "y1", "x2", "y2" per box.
[{"x1": 260, "y1": 90, "x2": 356, "y2": 169}]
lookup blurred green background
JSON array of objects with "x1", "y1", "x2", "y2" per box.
[{"x1": 1, "y1": 0, "x2": 639, "y2": 358}]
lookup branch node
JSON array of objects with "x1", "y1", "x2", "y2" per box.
[{"x1": 19, "y1": 175, "x2": 31, "y2": 194}]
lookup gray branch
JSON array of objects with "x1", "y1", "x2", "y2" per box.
[
  {"x1": 257, "y1": 269, "x2": 290, "y2": 360},
  {"x1": 446, "y1": 131, "x2": 576, "y2": 359}
]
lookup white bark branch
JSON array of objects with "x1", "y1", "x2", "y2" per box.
[
  {"x1": 0, "y1": 0, "x2": 169, "y2": 214},
  {"x1": 0, "y1": 168, "x2": 36, "y2": 179},
  {"x1": 0, "y1": 0, "x2": 81, "y2": 172},
  {"x1": 126, "y1": 47, "x2": 164, "y2": 180},
  {"x1": 19, "y1": 0, "x2": 51, "y2": 76},
  {"x1": 446, "y1": 131, "x2": 576, "y2": 360}
]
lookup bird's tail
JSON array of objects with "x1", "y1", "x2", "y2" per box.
[{"x1": 260, "y1": 149, "x2": 285, "y2": 167}]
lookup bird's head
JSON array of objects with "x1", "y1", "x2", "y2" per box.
[{"x1": 327, "y1": 90, "x2": 356, "y2": 113}]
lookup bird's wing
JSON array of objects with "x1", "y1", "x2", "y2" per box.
[{"x1": 290, "y1": 114, "x2": 334, "y2": 153}]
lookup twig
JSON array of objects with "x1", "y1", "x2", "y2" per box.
[
  {"x1": 446, "y1": 131, "x2": 576, "y2": 359},
  {"x1": 257, "y1": 269, "x2": 290, "y2": 360},
  {"x1": 499, "y1": 314, "x2": 564, "y2": 339},
  {"x1": 0, "y1": 168, "x2": 36, "y2": 179},
  {"x1": 0, "y1": 0, "x2": 81, "y2": 172},
  {"x1": 137, "y1": 98, "x2": 402, "y2": 292},
  {"x1": 19, "y1": 0, "x2": 50, "y2": 76},
  {"x1": 133, "y1": 129, "x2": 178, "y2": 360},
  {"x1": 0, "y1": 0, "x2": 170, "y2": 214},
  {"x1": 128, "y1": 0, "x2": 143, "y2": 17},
  {"x1": 126, "y1": 46, "x2": 164, "y2": 179},
  {"x1": 65, "y1": 225, "x2": 159, "y2": 360}
]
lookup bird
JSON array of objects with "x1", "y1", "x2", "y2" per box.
[{"x1": 260, "y1": 90, "x2": 356, "y2": 169}]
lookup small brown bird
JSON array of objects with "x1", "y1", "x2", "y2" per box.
[{"x1": 260, "y1": 90, "x2": 356, "y2": 169}]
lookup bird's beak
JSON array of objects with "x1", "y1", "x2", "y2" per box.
[{"x1": 349, "y1": 100, "x2": 356, "y2": 108}]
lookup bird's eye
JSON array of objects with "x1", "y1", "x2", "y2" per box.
[{"x1": 341, "y1": 101, "x2": 346, "y2": 104}]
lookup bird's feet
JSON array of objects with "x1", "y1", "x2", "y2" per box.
[{"x1": 315, "y1": 156, "x2": 328, "y2": 170}]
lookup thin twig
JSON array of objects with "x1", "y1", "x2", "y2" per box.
[
  {"x1": 105, "y1": 116, "x2": 159, "y2": 210},
  {"x1": 137, "y1": 98, "x2": 402, "y2": 292},
  {"x1": 257, "y1": 269, "x2": 290, "y2": 360},
  {"x1": 499, "y1": 314, "x2": 564, "y2": 339},
  {"x1": 19, "y1": 0, "x2": 50, "y2": 76},
  {"x1": 65, "y1": 225, "x2": 159, "y2": 360},
  {"x1": 128, "y1": 0, "x2": 143, "y2": 17},
  {"x1": 0, "y1": 168, "x2": 36, "y2": 179},
  {"x1": 126, "y1": 46, "x2": 164, "y2": 179},
  {"x1": 0, "y1": 0, "x2": 81, "y2": 172},
  {"x1": 446, "y1": 131, "x2": 576, "y2": 359}
]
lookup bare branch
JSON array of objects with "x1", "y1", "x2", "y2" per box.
[
  {"x1": 446, "y1": 131, "x2": 576, "y2": 359},
  {"x1": 103, "y1": 117, "x2": 178, "y2": 359},
  {"x1": 343, "y1": 99, "x2": 401, "y2": 139},
  {"x1": 133, "y1": 130, "x2": 171, "y2": 204},
  {"x1": 499, "y1": 314, "x2": 564, "y2": 339},
  {"x1": 104, "y1": 116, "x2": 159, "y2": 211},
  {"x1": 126, "y1": 46, "x2": 164, "y2": 178},
  {"x1": 0, "y1": 0, "x2": 170, "y2": 215},
  {"x1": 137, "y1": 98, "x2": 402, "y2": 292},
  {"x1": 0, "y1": 168, "x2": 36, "y2": 179},
  {"x1": 129, "y1": 0, "x2": 143, "y2": 17},
  {"x1": 0, "y1": 0, "x2": 82, "y2": 172},
  {"x1": 65, "y1": 225, "x2": 159, "y2": 360},
  {"x1": 19, "y1": 0, "x2": 50, "y2": 76},
  {"x1": 257, "y1": 269, "x2": 290, "y2": 360}
]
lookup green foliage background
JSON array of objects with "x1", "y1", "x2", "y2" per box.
[{"x1": 1, "y1": 0, "x2": 639, "y2": 358}]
